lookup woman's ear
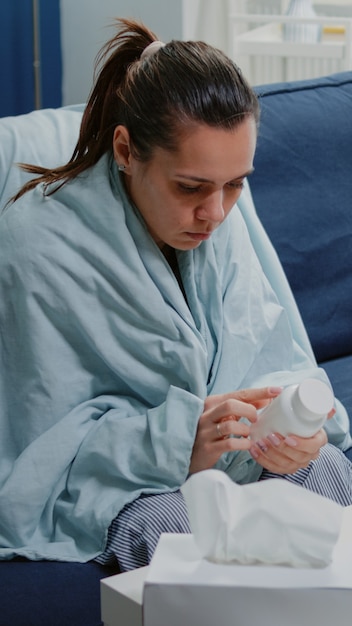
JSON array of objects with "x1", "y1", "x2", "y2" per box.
[{"x1": 113, "y1": 125, "x2": 132, "y2": 170}]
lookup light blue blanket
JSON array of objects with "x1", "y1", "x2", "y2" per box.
[{"x1": 0, "y1": 155, "x2": 350, "y2": 561}]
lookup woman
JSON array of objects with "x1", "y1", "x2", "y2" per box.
[{"x1": 0, "y1": 19, "x2": 351, "y2": 570}]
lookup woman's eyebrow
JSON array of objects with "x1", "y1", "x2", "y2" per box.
[{"x1": 175, "y1": 169, "x2": 254, "y2": 184}]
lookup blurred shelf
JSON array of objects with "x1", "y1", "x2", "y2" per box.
[{"x1": 237, "y1": 21, "x2": 347, "y2": 59}]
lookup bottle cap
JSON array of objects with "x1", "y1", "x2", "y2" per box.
[{"x1": 294, "y1": 378, "x2": 334, "y2": 418}]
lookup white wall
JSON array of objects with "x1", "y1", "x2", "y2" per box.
[
  {"x1": 60, "y1": 0, "x2": 184, "y2": 105},
  {"x1": 183, "y1": 0, "x2": 236, "y2": 53}
]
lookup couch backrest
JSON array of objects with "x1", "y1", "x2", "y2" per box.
[
  {"x1": 250, "y1": 72, "x2": 352, "y2": 363},
  {"x1": 0, "y1": 104, "x2": 83, "y2": 211}
]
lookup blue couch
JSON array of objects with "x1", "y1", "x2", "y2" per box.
[
  {"x1": 1, "y1": 71, "x2": 351, "y2": 625},
  {"x1": 250, "y1": 71, "x2": 352, "y2": 444}
]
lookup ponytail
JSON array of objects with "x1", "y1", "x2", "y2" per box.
[{"x1": 11, "y1": 19, "x2": 158, "y2": 203}]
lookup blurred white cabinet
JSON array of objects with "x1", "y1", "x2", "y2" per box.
[{"x1": 230, "y1": 13, "x2": 352, "y2": 84}]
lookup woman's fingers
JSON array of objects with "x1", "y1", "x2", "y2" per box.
[
  {"x1": 192, "y1": 385, "x2": 332, "y2": 476},
  {"x1": 229, "y1": 386, "x2": 283, "y2": 408},
  {"x1": 204, "y1": 387, "x2": 283, "y2": 426},
  {"x1": 204, "y1": 386, "x2": 282, "y2": 413},
  {"x1": 249, "y1": 428, "x2": 328, "y2": 474},
  {"x1": 189, "y1": 421, "x2": 252, "y2": 474},
  {"x1": 204, "y1": 397, "x2": 258, "y2": 425},
  {"x1": 189, "y1": 386, "x2": 284, "y2": 475},
  {"x1": 327, "y1": 407, "x2": 336, "y2": 420},
  {"x1": 213, "y1": 417, "x2": 251, "y2": 440}
]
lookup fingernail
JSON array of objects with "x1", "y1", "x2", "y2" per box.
[
  {"x1": 250, "y1": 446, "x2": 259, "y2": 459},
  {"x1": 268, "y1": 433, "x2": 281, "y2": 446},
  {"x1": 285, "y1": 436, "x2": 298, "y2": 447},
  {"x1": 268, "y1": 386, "x2": 283, "y2": 395},
  {"x1": 257, "y1": 439, "x2": 268, "y2": 453}
]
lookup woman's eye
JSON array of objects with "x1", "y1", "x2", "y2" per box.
[
  {"x1": 227, "y1": 181, "x2": 244, "y2": 190},
  {"x1": 178, "y1": 183, "x2": 202, "y2": 194},
  {"x1": 177, "y1": 180, "x2": 244, "y2": 195}
]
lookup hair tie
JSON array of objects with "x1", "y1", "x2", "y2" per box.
[{"x1": 140, "y1": 40, "x2": 165, "y2": 61}]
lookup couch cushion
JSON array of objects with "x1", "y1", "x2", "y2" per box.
[
  {"x1": 320, "y1": 354, "x2": 352, "y2": 426},
  {"x1": 320, "y1": 353, "x2": 352, "y2": 461},
  {"x1": 0, "y1": 558, "x2": 119, "y2": 626},
  {"x1": 250, "y1": 73, "x2": 352, "y2": 363}
]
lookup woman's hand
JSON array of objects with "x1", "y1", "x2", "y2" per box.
[
  {"x1": 189, "y1": 386, "x2": 282, "y2": 474},
  {"x1": 249, "y1": 428, "x2": 328, "y2": 474}
]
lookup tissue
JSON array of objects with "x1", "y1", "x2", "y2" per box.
[{"x1": 181, "y1": 469, "x2": 343, "y2": 568}]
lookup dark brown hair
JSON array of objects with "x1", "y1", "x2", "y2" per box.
[{"x1": 12, "y1": 18, "x2": 259, "y2": 202}]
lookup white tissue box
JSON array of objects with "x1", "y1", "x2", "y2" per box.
[
  {"x1": 100, "y1": 565, "x2": 147, "y2": 626},
  {"x1": 101, "y1": 507, "x2": 352, "y2": 626},
  {"x1": 143, "y1": 531, "x2": 352, "y2": 626}
]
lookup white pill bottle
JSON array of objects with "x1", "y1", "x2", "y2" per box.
[{"x1": 250, "y1": 378, "x2": 334, "y2": 441}]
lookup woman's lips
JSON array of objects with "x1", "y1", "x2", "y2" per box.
[{"x1": 186, "y1": 232, "x2": 212, "y2": 241}]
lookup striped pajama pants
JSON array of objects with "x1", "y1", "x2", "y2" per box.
[{"x1": 95, "y1": 443, "x2": 352, "y2": 571}]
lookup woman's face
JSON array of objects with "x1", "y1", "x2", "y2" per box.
[{"x1": 114, "y1": 118, "x2": 257, "y2": 250}]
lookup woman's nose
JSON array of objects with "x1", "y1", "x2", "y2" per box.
[{"x1": 196, "y1": 190, "x2": 225, "y2": 223}]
